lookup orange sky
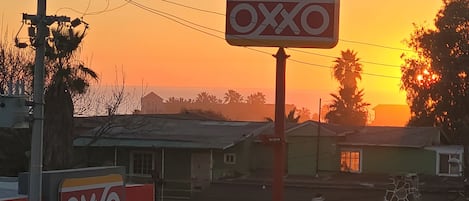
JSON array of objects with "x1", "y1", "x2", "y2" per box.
[{"x1": 2, "y1": 0, "x2": 443, "y2": 113}]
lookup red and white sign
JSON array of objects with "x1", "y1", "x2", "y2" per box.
[
  {"x1": 59, "y1": 174, "x2": 125, "y2": 201},
  {"x1": 226, "y1": 0, "x2": 340, "y2": 48}
]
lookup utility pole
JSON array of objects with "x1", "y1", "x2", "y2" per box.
[
  {"x1": 272, "y1": 47, "x2": 289, "y2": 201},
  {"x1": 29, "y1": 0, "x2": 47, "y2": 200},
  {"x1": 22, "y1": 1, "x2": 71, "y2": 200},
  {"x1": 315, "y1": 98, "x2": 321, "y2": 177}
]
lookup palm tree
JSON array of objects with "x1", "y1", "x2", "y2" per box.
[
  {"x1": 195, "y1": 92, "x2": 222, "y2": 104},
  {"x1": 325, "y1": 50, "x2": 369, "y2": 126},
  {"x1": 43, "y1": 25, "x2": 98, "y2": 170},
  {"x1": 223, "y1": 89, "x2": 243, "y2": 104},
  {"x1": 246, "y1": 92, "x2": 266, "y2": 104},
  {"x1": 332, "y1": 49, "x2": 362, "y2": 89},
  {"x1": 265, "y1": 108, "x2": 300, "y2": 123}
]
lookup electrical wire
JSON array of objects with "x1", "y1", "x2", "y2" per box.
[
  {"x1": 55, "y1": 0, "x2": 129, "y2": 16},
  {"x1": 162, "y1": 0, "x2": 225, "y2": 16},
  {"x1": 127, "y1": 0, "x2": 402, "y2": 80},
  {"x1": 287, "y1": 48, "x2": 402, "y2": 69}
]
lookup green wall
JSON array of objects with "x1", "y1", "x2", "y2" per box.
[
  {"x1": 360, "y1": 146, "x2": 436, "y2": 175},
  {"x1": 287, "y1": 136, "x2": 340, "y2": 176},
  {"x1": 212, "y1": 139, "x2": 254, "y2": 179}
]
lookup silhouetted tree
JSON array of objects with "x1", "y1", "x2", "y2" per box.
[
  {"x1": 43, "y1": 25, "x2": 98, "y2": 170},
  {"x1": 195, "y1": 92, "x2": 222, "y2": 104},
  {"x1": 246, "y1": 92, "x2": 266, "y2": 104},
  {"x1": 180, "y1": 108, "x2": 228, "y2": 120},
  {"x1": 401, "y1": 0, "x2": 469, "y2": 191},
  {"x1": 325, "y1": 50, "x2": 369, "y2": 126},
  {"x1": 401, "y1": 0, "x2": 469, "y2": 141},
  {"x1": 223, "y1": 89, "x2": 243, "y2": 104},
  {"x1": 166, "y1": 96, "x2": 193, "y2": 103},
  {"x1": 296, "y1": 107, "x2": 311, "y2": 122},
  {"x1": 0, "y1": 42, "x2": 33, "y2": 95},
  {"x1": 265, "y1": 108, "x2": 300, "y2": 123}
]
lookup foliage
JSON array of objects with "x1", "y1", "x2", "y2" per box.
[
  {"x1": 166, "y1": 96, "x2": 194, "y2": 103},
  {"x1": 325, "y1": 49, "x2": 370, "y2": 126},
  {"x1": 246, "y1": 92, "x2": 267, "y2": 104},
  {"x1": 296, "y1": 107, "x2": 312, "y2": 122},
  {"x1": 223, "y1": 89, "x2": 244, "y2": 104},
  {"x1": 265, "y1": 108, "x2": 300, "y2": 123},
  {"x1": 400, "y1": 0, "x2": 469, "y2": 143},
  {"x1": 43, "y1": 25, "x2": 98, "y2": 170},
  {"x1": 0, "y1": 42, "x2": 33, "y2": 95},
  {"x1": 195, "y1": 92, "x2": 222, "y2": 104},
  {"x1": 180, "y1": 108, "x2": 228, "y2": 120}
]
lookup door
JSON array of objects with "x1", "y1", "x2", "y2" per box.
[{"x1": 191, "y1": 152, "x2": 211, "y2": 190}]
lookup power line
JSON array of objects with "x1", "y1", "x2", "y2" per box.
[
  {"x1": 160, "y1": 0, "x2": 414, "y2": 52},
  {"x1": 340, "y1": 39, "x2": 412, "y2": 52},
  {"x1": 287, "y1": 48, "x2": 402, "y2": 68},
  {"x1": 162, "y1": 0, "x2": 225, "y2": 16},
  {"x1": 150, "y1": 1, "x2": 403, "y2": 70},
  {"x1": 55, "y1": 0, "x2": 129, "y2": 16},
  {"x1": 127, "y1": 0, "x2": 402, "y2": 80}
]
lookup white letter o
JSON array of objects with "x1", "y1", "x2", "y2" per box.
[
  {"x1": 301, "y1": 5, "x2": 329, "y2": 35},
  {"x1": 230, "y1": 3, "x2": 258, "y2": 33}
]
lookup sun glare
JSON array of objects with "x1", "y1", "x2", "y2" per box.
[{"x1": 416, "y1": 69, "x2": 439, "y2": 88}]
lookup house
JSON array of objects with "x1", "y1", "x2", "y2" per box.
[
  {"x1": 139, "y1": 91, "x2": 296, "y2": 121},
  {"x1": 140, "y1": 92, "x2": 165, "y2": 114},
  {"x1": 73, "y1": 114, "x2": 271, "y2": 199},
  {"x1": 73, "y1": 116, "x2": 461, "y2": 199},
  {"x1": 286, "y1": 121, "x2": 462, "y2": 177}
]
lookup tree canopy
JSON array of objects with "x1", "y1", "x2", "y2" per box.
[
  {"x1": 43, "y1": 25, "x2": 98, "y2": 170},
  {"x1": 401, "y1": 0, "x2": 469, "y2": 143},
  {"x1": 325, "y1": 49, "x2": 370, "y2": 126}
]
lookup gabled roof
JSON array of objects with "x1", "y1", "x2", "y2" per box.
[
  {"x1": 338, "y1": 126, "x2": 441, "y2": 148},
  {"x1": 286, "y1": 120, "x2": 358, "y2": 137},
  {"x1": 142, "y1": 92, "x2": 164, "y2": 102},
  {"x1": 74, "y1": 115, "x2": 271, "y2": 150}
]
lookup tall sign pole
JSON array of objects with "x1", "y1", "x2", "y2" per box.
[
  {"x1": 272, "y1": 47, "x2": 289, "y2": 201},
  {"x1": 29, "y1": 0, "x2": 47, "y2": 200},
  {"x1": 225, "y1": 1, "x2": 339, "y2": 201}
]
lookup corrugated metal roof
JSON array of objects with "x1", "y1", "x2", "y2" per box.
[
  {"x1": 74, "y1": 115, "x2": 271, "y2": 149},
  {"x1": 338, "y1": 126, "x2": 441, "y2": 148}
]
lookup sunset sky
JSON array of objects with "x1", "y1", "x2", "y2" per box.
[{"x1": 2, "y1": 0, "x2": 444, "y2": 114}]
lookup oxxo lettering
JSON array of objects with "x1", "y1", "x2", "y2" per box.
[
  {"x1": 225, "y1": 0, "x2": 340, "y2": 48},
  {"x1": 229, "y1": 2, "x2": 329, "y2": 36}
]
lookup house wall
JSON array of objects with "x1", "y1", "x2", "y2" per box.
[
  {"x1": 360, "y1": 146, "x2": 436, "y2": 175},
  {"x1": 249, "y1": 142, "x2": 273, "y2": 174},
  {"x1": 212, "y1": 139, "x2": 253, "y2": 179},
  {"x1": 287, "y1": 136, "x2": 340, "y2": 176}
]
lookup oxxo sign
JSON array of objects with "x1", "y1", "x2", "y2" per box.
[
  {"x1": 225, "y1": 0, "x2": 340, "y2": 48},
  {"x1": 59, "y1": 174, "x2": 125, "y2": 201}
]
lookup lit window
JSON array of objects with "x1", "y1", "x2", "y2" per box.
[
  {"x1": 224, "y1": 153, "x2": 236, "y2": 164},
  {"x1": 132, "y1": 152, "x2": 154, "y2": 175},
  {"x1": 439, "y1": 153, "x2": 461, "y2": 176},
  {"x1": 340, "y1": 150, "x2": 361, "y2": 173}
]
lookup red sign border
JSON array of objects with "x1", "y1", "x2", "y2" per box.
[{"x1": 225, "y1": 0, "x2": 340, "y2": 48}]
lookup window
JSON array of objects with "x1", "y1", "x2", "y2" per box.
[
  {"x1": 131, "y1": 152, "x2": 154, "y2": 175},
  {"x1": 340, "y1": 150, "x2": 361, "y2": 173},
  {"x1": 224, "y1": 153, "x2": 236, "y2": 164},
  {"x1": 438, "y1": 153, "x2": 461, "y2": 176}
]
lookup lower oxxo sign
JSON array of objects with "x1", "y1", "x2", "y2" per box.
[
  {"x1": 225, "y1": 0, "x2": 340, "y2": 48},
  {"x1": 59, "y1": 174, "x2": 125, "y2": 201}
]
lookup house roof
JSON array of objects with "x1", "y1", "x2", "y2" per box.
[
  {"x1": 141, "y1": 92, "x2": 164, "y2": 102},
  {"x1": 74, "y1": 115, "x2": 271, "y2": 150},
  {"x1": 338, "y1": 126, "x2": 441, "y2": 148},
  {"x1": 286, "y1": 120, "x2": 358, "y2": 137}
]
